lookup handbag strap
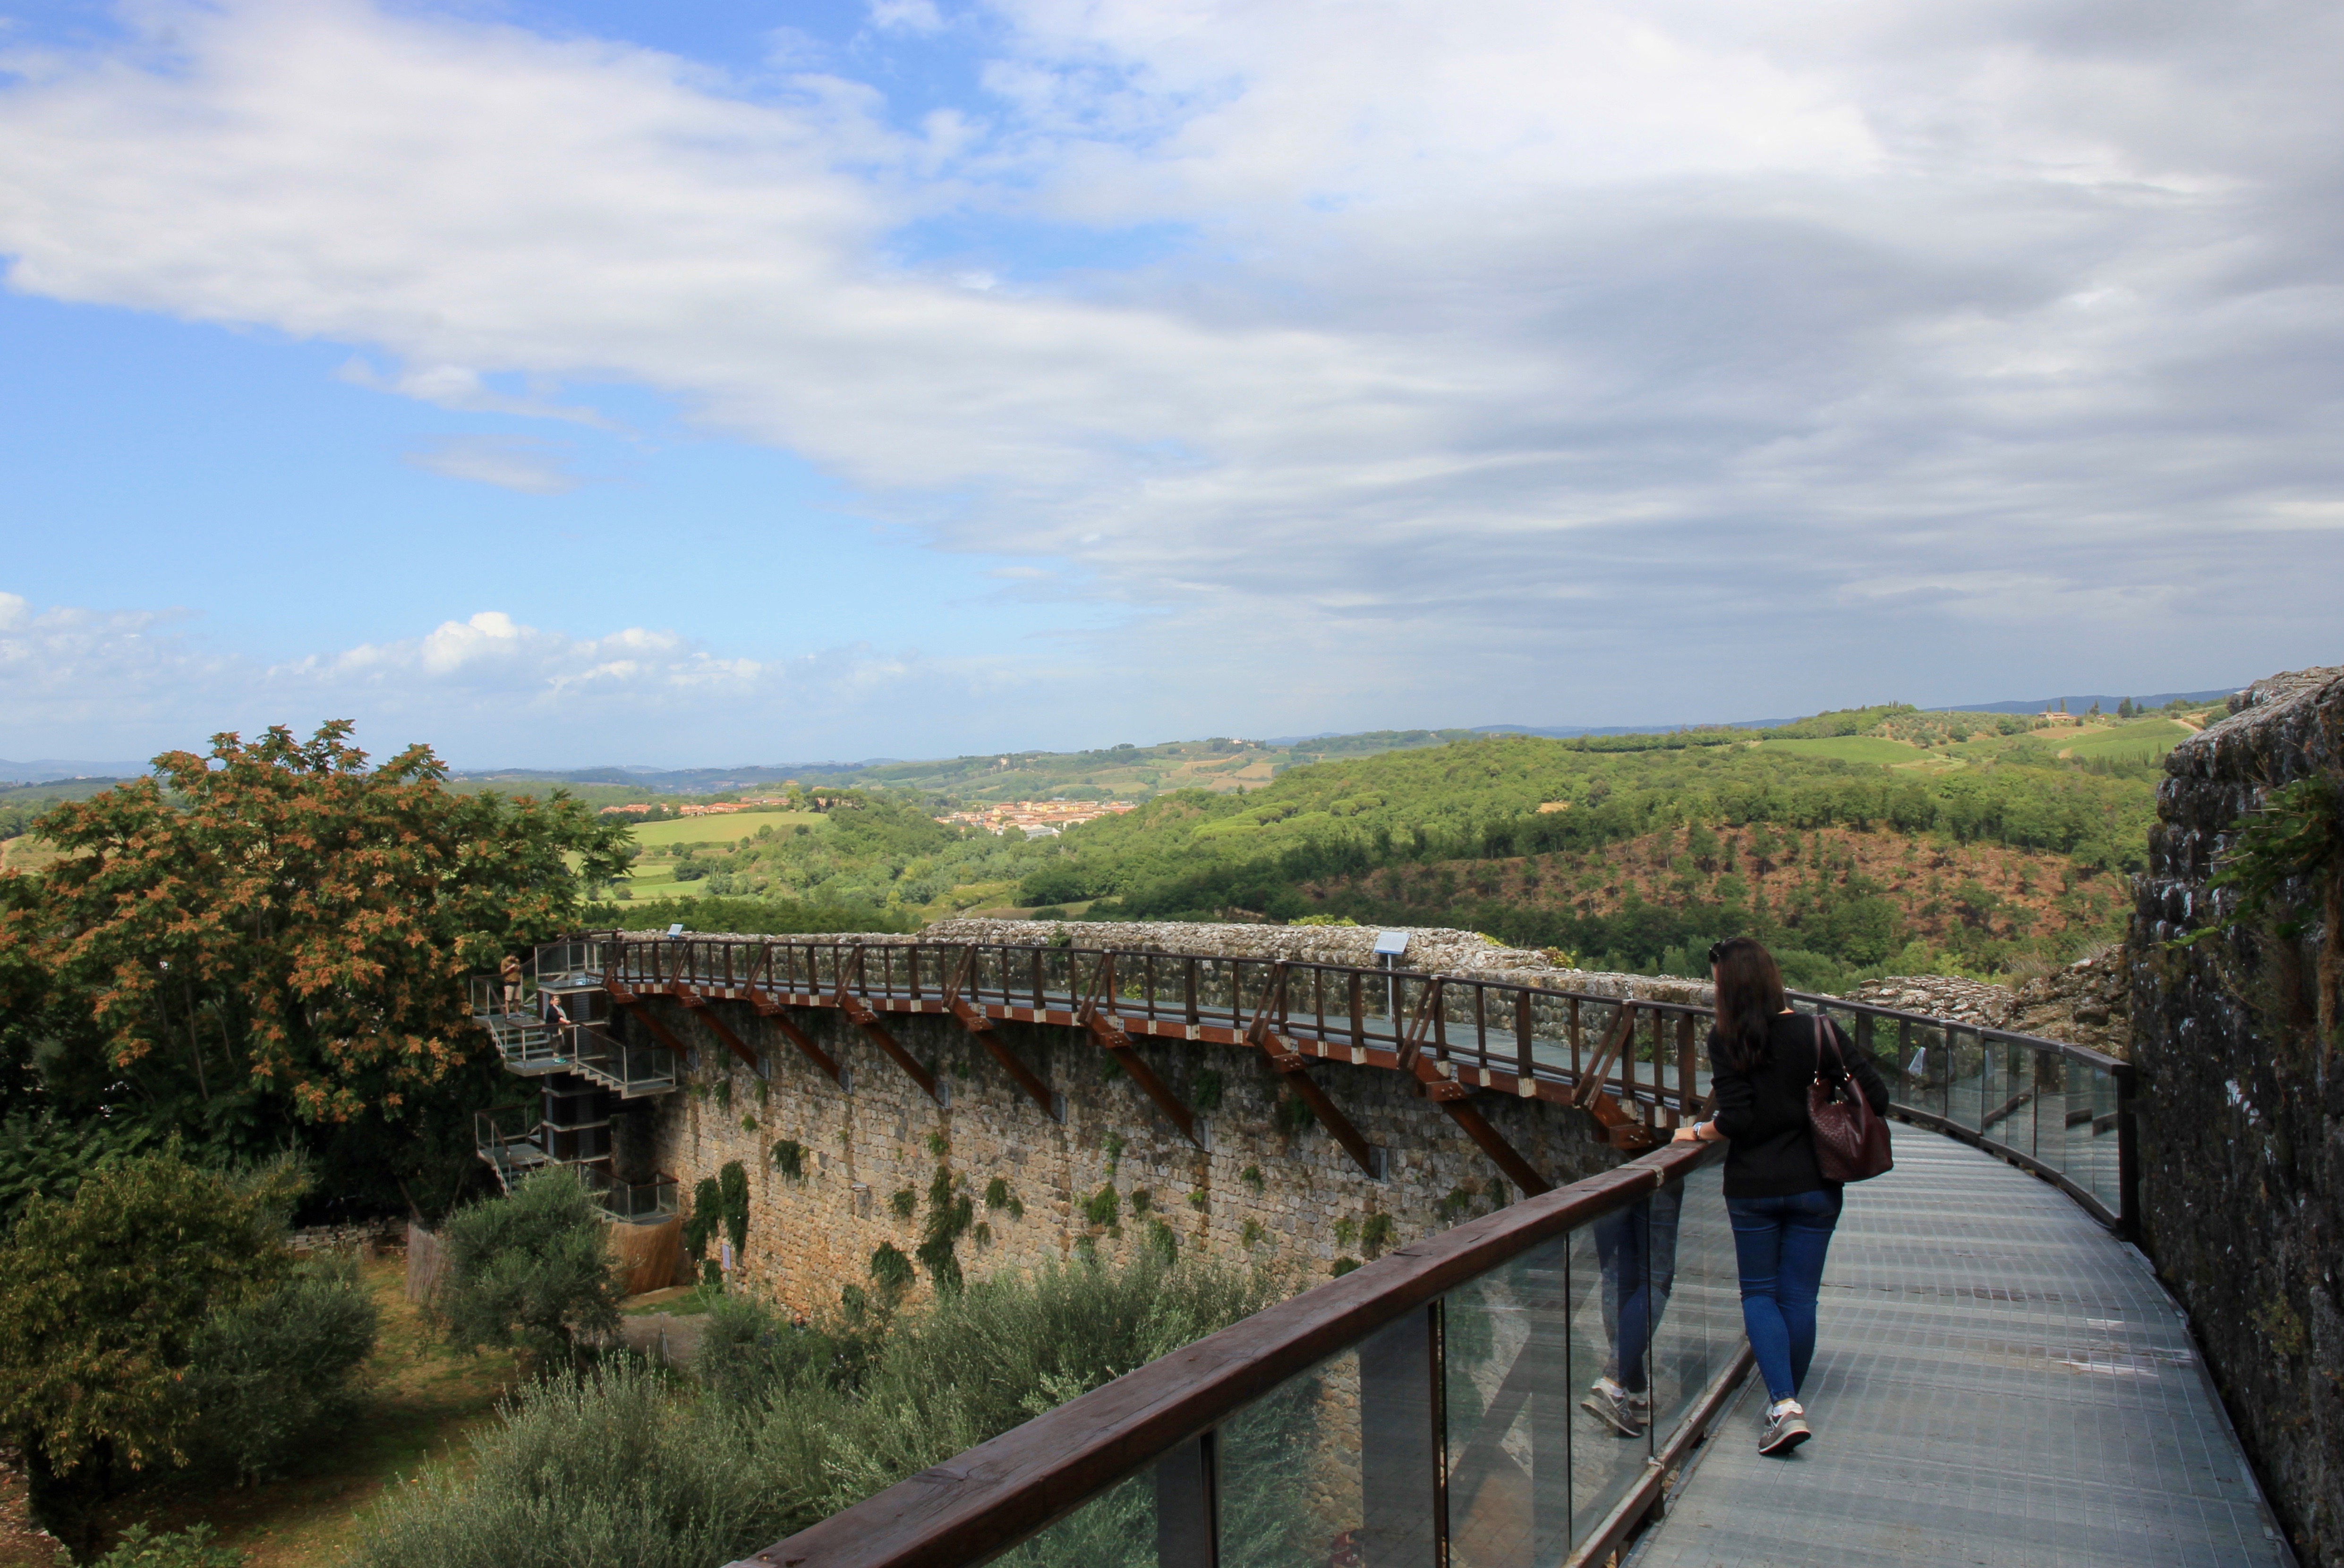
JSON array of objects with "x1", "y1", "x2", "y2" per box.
[{"x1": 1813, "y1": 1014, "x2": 1846, "y2": 1081}]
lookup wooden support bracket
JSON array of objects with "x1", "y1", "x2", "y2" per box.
[
  {"x1": 1082, "y1": 1004, "x2": 1200, "y2": 1145},
  {"x1": 1568, "y1": 1003, "x2": 1659, "y2": 1152},
  {"x1": 946, "y1": 996, "x2": 1062, "y2": 1122},
  {"x1": 1259, "y1": 1032, "x2": 1381, "y2": 1179},
  {"x1": 836, "y1": 980, "x2": 942, "y2": 1103},
  {"x1": 1436, "y1": 1097, "x2": 1554, "y2": 1198},
  {"x1": 671, "y1": 985, "x2": 759, "y2": 1071},
  {"x1": 1387, "y1": 1026, "x2": 1555, "y2": 1196},
  {"x1": 607, "y1": 983, "x2": 691, "y2": 1059},
  {"x1": 747, "y1": 994, "x2": 844, "y2": 1085}
]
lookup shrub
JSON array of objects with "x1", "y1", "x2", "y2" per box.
[
  {"x1": 870, "y1": 1243, "x2": 916, "y2": 1294},
  {"x1": 916, "y1": 1167, "x2": 974, "y2": 1292},
  {"x1": 432, "y1": 1168, "x2": 621, "y2": 1365},
  {"x1": 80, "y1": 1523, "x2": 242, "y2": 1568},
  {"x1": 350, "y1": 1360, "x2": 784, "y2": 1568},
  {"x1": 718, "y1": 1161, "x2": 751, "y2": 1257},
  {"x1": 357, "y1": 1253, "x2": 1285, "y2": 1568},
  {"x1": 684, "y1": 1177, "x2": 723, "y2": 1266},
  {"x1": 0, "y1": 1145, "x2": 303, "y2": 1558},
  {"x1": 770, "y1": 1140, "x2": 806, "y2": 1181},
  {"x1": 1082, "y1": 1185, "x2": 1120, "y2": 1230},
  {"x1": 186, "y1": 1255, "x2": 379, "y2": 1484}
]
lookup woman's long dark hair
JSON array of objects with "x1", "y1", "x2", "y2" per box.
[{"x1": 1711, "y1": 937, "x2": 1787, "y2": 1072}]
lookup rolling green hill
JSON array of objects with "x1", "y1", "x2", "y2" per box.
[{"x1": 574, "y1": 700, "x2": 2210, "y2": 989}]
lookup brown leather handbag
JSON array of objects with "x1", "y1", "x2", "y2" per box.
[{"x1": 1808, "y1": 1016, "x2": 1893, "y2": 1182}]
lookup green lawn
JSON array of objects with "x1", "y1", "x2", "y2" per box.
[
  {"x1": 2056, "y1": 718, "x2": 2195, "y2": 761},
  {"x1": 630, "y1": 809, "x2": 826, "y2": 848},
  {"x1": 0, "y1": 1255, "x2": 523, "y2": 1568},
  {"x1": 1757, "y1": 736, "x2": 1929, "y2": 764}
]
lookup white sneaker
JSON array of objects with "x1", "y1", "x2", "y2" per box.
[
  {"x1": 1759, "y1": 1398, "x2": 1810, "y2": 1455},
  {"x1": 1581, "y1": 1377, "x2": 1646, "y2": 1437}
]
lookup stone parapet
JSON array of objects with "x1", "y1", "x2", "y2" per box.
[{"x1": 2129, "y1": 662, "x2": 2341, "y2": 1567}]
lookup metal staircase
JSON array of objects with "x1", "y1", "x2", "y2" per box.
[{"x1": 469, "y1": 939, "x2": 679, "y2": 1223}]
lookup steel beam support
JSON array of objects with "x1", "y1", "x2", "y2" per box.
[
  {"x1": 836, "y1": 981, "x2": 942, "y2": 1103},
  {"x1": 1083, "y1": 1006, "x2": 1200, "y2": 1144},
  {"x1": 671, "y1": 985, "x2": 760, "y2": 1071},
  {"x1": 748, "y1": 998, "x2": 844, "y2": 1086},
  {"x1": 1435, "y1": 1096, "x2": 1554, "y2": 1198},
  {"x1": 1259, "y1": 1031, "x2": 1381, "y2": 1179},
  {"x1": 946, "y1": 997, "x2": 1063, "y2": 1122},
  {"x1": 607, "y1": 982, "x2": 692, "y2": 1059}
]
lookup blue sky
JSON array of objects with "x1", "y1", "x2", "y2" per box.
[{"x1": 1, "y1": 0, "x2": 2337, "y2": 769}]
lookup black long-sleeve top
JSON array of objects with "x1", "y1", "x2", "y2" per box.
[{"x1": 1708, "y1": 1010, "x2": 1891, "y2": 1198}]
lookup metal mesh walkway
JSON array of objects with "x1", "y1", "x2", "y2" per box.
[{"x1": 1628, "y1": 1132, "x2": 2290, "y2": 1568}]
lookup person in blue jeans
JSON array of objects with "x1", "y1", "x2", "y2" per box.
[
  {"x1": 1672, "y1": 937, "x2": 1888, "y2": 1455},
  {"x1": 1582, "y1": 1184, "x2": 1683, "y2": 1436}
]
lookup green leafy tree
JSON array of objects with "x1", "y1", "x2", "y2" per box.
[
  {"x1": 0, "y1": 722, "x2": 633, "y2": 1213},
  {"x1": 185, "y1": 1255, "x2": 380, "y2": 1485},
  {"x1": 433, "y1": 1167, "x2": 622, "y2": 1365},
  {"x1": 0, "y1": 1145, "x2": 303, "y2": 1559}
]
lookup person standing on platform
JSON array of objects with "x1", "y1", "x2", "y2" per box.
[{"x1": 1673, "y1": 937, "x2": 1887, "y2": 1455}]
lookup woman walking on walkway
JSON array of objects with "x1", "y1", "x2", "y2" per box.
[{"x1": 1672, "y1": 937, "x2": 1888, "y2": 1456}]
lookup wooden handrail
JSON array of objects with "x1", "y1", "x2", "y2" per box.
[{"x1": 725, "y1": 1140, "x2": 1724, "y2": 1568}]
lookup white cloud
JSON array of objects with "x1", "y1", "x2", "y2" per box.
[
  {"x1": 0, "y1": 591, "x2": 1063, "y2": 764},
  {"x1": 402, "y1": 434, "x2": 586, "y2": 493},
  {"x1": 868, "y1": 0, "x2": 947, "y2": 36},
  {"x1": 0, "y1": 0, "x2": 2337, "y2": 740}
]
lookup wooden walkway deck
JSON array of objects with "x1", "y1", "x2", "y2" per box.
[{"x1": 1628, "y1": 1133, "x2": 2292, "y2": 1568}]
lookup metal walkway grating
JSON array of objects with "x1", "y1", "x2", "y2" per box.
[{"x1": 1628, "y1": 1133, "x2": 2291, "y2": 1568}]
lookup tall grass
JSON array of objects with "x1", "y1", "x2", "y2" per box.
[{"x1": 351, "y1": 1251, "x2": 1286, "y2": 1568}]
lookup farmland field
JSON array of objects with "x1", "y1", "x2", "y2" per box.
[
  {"x1": 2055, "y1": 717, "x2": 2195, "y2": 761},
  {"x1": 630, "y1": 809, "x2": 827, "y2": 848}
]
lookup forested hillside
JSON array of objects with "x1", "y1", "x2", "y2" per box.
[
  {"x1": 1012, "y1": 706, "x2": 2187, "y2": 988},
  {"x1": 569, "y1": 701, "x2": 2202, "y2": 991}
]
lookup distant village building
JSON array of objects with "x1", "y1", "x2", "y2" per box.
[{"x1": 938, "y1": 799, "x2": 1137, "y2": 835}]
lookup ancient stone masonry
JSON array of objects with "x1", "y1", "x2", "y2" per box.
[
  {"x1": 1843, "y1": 948, "x2": 2131, "y2": 1055},
  {"x1": 921, "y1": 917, "x2": 1713, "y2": 1005},
  {"x1": 614, "y1": 927, "x2": 1649, "y2": 1322},
  {"x1": 2131, "y1": 663, "x2": 2342, "y2": 1568}
]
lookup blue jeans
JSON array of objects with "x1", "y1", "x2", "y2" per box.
[
  {"x1": 1726, "y1": 1188, "x2": 1843, "y2": 1403},
  {"x1": 1594, "y1": 1185, "x2": 1682, "y2": 1394}
]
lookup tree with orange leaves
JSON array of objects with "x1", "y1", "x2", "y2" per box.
[{"x1": 1, "y1": 721, "x2": 633, "y2": 1215}]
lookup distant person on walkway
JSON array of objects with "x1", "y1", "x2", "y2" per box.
[
  {"x1": 499, "y1": 953, "x2": 525, "y2": 1013},
  {"x1": 1673, "y1": 936, "x2": 1888, "y2": 1456}
]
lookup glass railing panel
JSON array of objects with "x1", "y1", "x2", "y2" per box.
[
  {"x1": 1217, "y1": 1342, "x2": 1368, "y2": 1568},
  {"x1": 1443, "y1": 1234, "x2": 1570, "y2": 1568},
  {"x1": 2099, "y1": 1060, "x2": 2125, "y2": 1207},
  {"x1": 1566, "y1": 1221, "x2": 1648, "y2": 1540},
  {"x1": 2005, "y1": 1041, "x2": 2039, "y2": 1161},
  {"x1": 1936, "y1": 1024, "x2": 1976, "y2": 1130},
  {"x1": 991, "y1": 1467, "x2": 1154, "y2": 1568},
  {"x1": 1645, "y1": 1160, "x2": 1731, "y2": 1442},
  {"x1": 2030, "y1": 1049, "x2": 2064, "y2": 1174}
]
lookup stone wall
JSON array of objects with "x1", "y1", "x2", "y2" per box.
[
  {"x1": 628, "y1": 978, "x2": 1625, "y2": 1317},
  {"x1": 2131, "y1": 664, "x2": 2342, "y2": 1567}
]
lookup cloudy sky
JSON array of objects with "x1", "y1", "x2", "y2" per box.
[{"x1": 1, "y1": 0, "x2": 2335, "y2": 769}]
